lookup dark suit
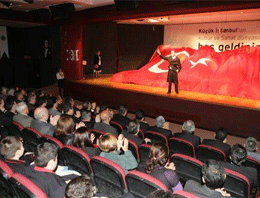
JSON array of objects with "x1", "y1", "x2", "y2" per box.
[
  {"x1": 13, "y1": 113, "x2": 33, "y2": 128},
  {"x1": 159, "y1": 54, "x2": 181, "y2": 93},
  {"x1": 184, "y1": 180, "x2": 231, "y2": 198},
  {"x1": 139, "y1": 121, "x2": 150, "y2": 133},
  {"x1": 202, "y1": 139, "x2": 231, "y2": 156},
  {"x1": 0, "y1": 111, "x2": 12, "y2": 126},
  {"x1": 173, "y1": 131, "x2": 201, "y2": 148},
  {"x1": 148, "y1": 126, "x2": 172, "y2": 139},
  {"x1": 122, "y1": 130, "x2": 144, "y2": 147},
  {"x1": 93, "y1": 122, "x2": 118, "y2": 136},
  {"x1": 111, "y1": 114, "x2": 131, "y2": 129},
  {"x1": 30, "y1": 119, "x2": 55, "y2": 136}
]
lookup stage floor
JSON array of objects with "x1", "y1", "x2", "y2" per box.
[{"x1": 80, "y1": 75, "x2": 260, "y2": 111}]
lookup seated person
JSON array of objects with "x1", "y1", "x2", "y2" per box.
[
  {"x1": 147, "y1": 190, "x2": 173, "y2": 198},
  {"x1": 145, "y1": 142, "x2": 183, "y2": 192},
  {"x1": 98, "y1": 133, "x2": 138, "y2": 173},
  {"x1": 61, "y1": 104, "x2": 81, "y2": 124},
  {"x1": 184, "y1": 159, "x2": 231, "y2": 198},
  {"x1": 219, "y1": 144, "x2": 259, "y2": 187},
  {"x1": 0, "y1": 136, "x2": 32, "y2": 174},
  {"x1": 72, "y1": 126, "x2": 100, "y2": 158},
  {"x1": 81, "y1": 110, "x2": 95, "y2": 129},
  {"x1": 245, "y1": 137, "x2": 260, "y2": 163},
  {"x1": 26, "y1": 142, "x2": 67, "y2": 198},
  {"x1": 202, "y1": 127, "x2": 231, "y2": 156},
  {"x1": 111, "y1": 105, "x2": 131, "y2": 129},
  {"x1": 0, "y1": 97, "x2": 12, "y2": 126},
  {"x1": 26, "y1": 93, "x2": 36, "y2": 117},
  {"x1": 135, "y1": 110, "x2": 150, "y2": 133},
  {"x1": 122, "y1": 120, "x2": 150, "y2": 147},
  {"x1": 47, "y1": 96, "x2": 62, "y2": 117},
  {"x1": 4, "y1": 96, "x2": 16, "y2": 119},
  {"x1": 94, "y1": 109, "x2": 118, "y2": 136},
  {"x1": 148, "y1": 116, "x2": 172, "y2": 139},
  {"x1": 65, "y1": 175, "x2": 109, "y2": 198},
  {"x1": 13, "y1": 102, "x2": 33, "y2": 128},
  {"x1": 173, "y1": 120, "x2": 201, "y2": 148}
]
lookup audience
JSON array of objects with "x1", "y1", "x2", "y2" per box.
[
  {"x1": 30, "y1": 107, "x2": 59, "y2": 136},
  {"x1": 14, "y1": 89, "x2": 24, "y2": 103},
  {"x1": 0, "y1": 86, "x2": 8, "y2": 101},
  {"x1": 148, "y1": 115, "x2": 172, "y2": 139},
  {"x1": 62, "y1": 104, "x2": 80, "y2": 124},
  {"x1": 145, "y1": 142, "x2": 183, "y2": 192},
  {"x1": 94, "y1": 109, "x2": 118, "y2": 136},
  {"x1": 202, "y1": 127, "x2": 231, "y2": 156},
  {"x1": 81, "y1": 110, "x2": 95, "y2": 129},
  {"x1": 13, "y1": 102, "x2": 33, "y2": 128},
  {"x1": 26, "y1": 93, "x2": 37, "y2": 117},
  {"x1": 26, "y1": 142, "x2": 67, "y2": 198},
  {"x1": 245, "y1": 137, "x2": 260, "y2": 163},
  {"x1": 135, "y1": 110, "x2": 150, "y2": 132},
  {"x1": 4, "y1": 96, "x2": 16, "y2": 119},
  {"x1": 184, "y1": 159, "x2": 231, "y2": 198},
  {"x1": 173, "y1": 120, "x2": 201, "y2": 147},
  {"x1": 48, "y1": 96, "x2": 62, "y2": 116},
  {"x1": 72, "y1": 126, "x2": 100, "y2": 158},
  {"x1": 98, "y1": 133, "x2": 138, "y2": 173},
  {"x1": 111, "y1": 105, "x2": 131, "y2": 129},
  {"x1": 0, "y1": 97, "x2": 12, "y2": 126}
]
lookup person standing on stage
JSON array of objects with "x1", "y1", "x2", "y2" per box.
[
  {"x1": 157, "y1": 49, "x2": 182, "y2": 94},
  {"x1": 56, "y1": 68, "x2": 65, "y2": 98},
  {"x1": 93, "y1": 51, "x2": 102, "y2": 77}
]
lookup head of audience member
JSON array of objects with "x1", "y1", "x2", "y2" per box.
[
  {"x1": 35, "y1": 142, "x2": 58, "y2": 171},
  {"x1": 118, "y1": 105, "x2": 128, "y2": 117},
  {"x1": 7, "y1": 88, "x2": 15, "y2": 96},
  {"x1": 91, "y1": 102, "x2": 96, "y2": 112},
  {"x1": 37, "y1": 96, "x2": 47, "y2": 107},
  {"x1": 64, "y1": 96, "x2": 74, "y2": 107},
  {"x1": 16, "y1": 102, "x2": 29, "y2": 115},
  {"x1": 0, "y1": 86, "x2": 7, "y2": 98},
  {"x1": 202, "y1": 159, "x2": 226, "y2": 190},
  {"x1": 20, "y1": 88, "x2": 27, "y2": 97},
  {"x1": 47, "y1": 96, "x2": 58, "y2": 109},
  {"x1": 245, "y1": 137, "x2": 258, "y2": 152},
  {"x1": 4, "y1": 97, "x2": 16, "y2": 113},
  {"x1": 63, "y1": 104, "x2": 74, "y2": 115},
  {"x1": 27, "y1": 93, "x2": 36, "y2": 105},
  {"x1": 145, "y1": 142, "x2": 169, "y2": 173},
  {"x1": 0, "y1": 97, "x2": 5, "y2": 112},
  {"x1": 135, "y1": 110, "x2": 145, "y2": 122},
  {"x1": 127, "y1": 120, "x2": 140, "y2": 136},
  {"x1": 54, "y1": 115, "x2": 75, "y2": 137},
  {"x1": 15, "y1": 89, "x2": 24, "y2": 101},
  {"x1": 0, "y1": 136, "x2": 24, "y2": 160},
  {"x1": 147, "y1": 190, "x2": 173, "y2": 198},
  {"x1": 34, "y1": 107, "x2": 49, "y2": 122},
  {"x1": 100, "y1": 109, "x2": 113, "y2": 124},
  {"x1": 65, "y1": 175, "x2": 97, "y2": 198},
  {"x1": 72, "y1": 127, "x2": 94, "y2": 149},
  {"x1": 83, "y1": 101, "x2": 91, "y2": 111},
  {"x1": 230, "y1": 144, "x2": 247, "y2": 166},
  {"x1": 98, "y1": 133, "x2": 118, "y2": 153},
  {"x1": 35, "y1": 90, "x2": 44, "y2": 99},
  {"x1": 182, "y1": 120, "x2": 195, "y2": 134},
  {"x1": 81, "y1": 110, "x2": 92, "y2": 122},
  {"x1": 100, "y1": 103, "x2": 109, "y2": 112},
  {"x1": 215, "y1": 127, "x2": 228, "y2": 143},
  {"x1": 155, "y1": 116, "x2": 165, "y2": 128}
]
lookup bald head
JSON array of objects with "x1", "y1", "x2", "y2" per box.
[
  {"x1": 34, "y1": 107, "x2": 49, "y2": 122},
  {"x1": 100, "y1": 110, "x2": 112, "y2": 123}
]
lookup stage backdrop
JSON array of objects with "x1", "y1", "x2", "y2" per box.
[
  {"x1": 164, "y1": 20, "x2": 260, "y2": 52},
  {"x1": 111, "y1": 45, "x2": 260, "y2": 100}
]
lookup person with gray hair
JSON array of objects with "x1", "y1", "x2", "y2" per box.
[
  {"x1": 173, "y1": 120, "x2": 201, "y2": 147},
  {"x1": 30, "y1": 107, "x2": 59, "y2": 136},
  {"x1": 245, "y1": 137, "x2": 260, "y2": 163},
  {"x1": 81, "y1": 110, "x2": 95, "y2": 129},
  {"x1": 13, "y1": 102, "x2": 33, "y2": 128},
  {"x1": 148, "y1": 115, "x2": 172, "y2": 139}
]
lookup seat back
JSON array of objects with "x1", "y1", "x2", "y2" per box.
[
  {"x1": 0, "y1": 124, "x2": 24, "y2": 139},
  {"x1": 91, "y1": 156, "x2": 127, "y2": 198},
  {"x1": 22, "y1": 127, "x2": 42, "y2": 152},
  {"x1": 170, "y1": 153, "x2": 203, "y2": 185},
  {"x1": 0, "y1": 160, "x2": 15, "y2": 198},
  {"x1": 110, "y1": 121, "x2": 123, "y2": 134},
  {"x1": 196, "y1": 144, "x2": 226, "y2": 162},
  {"x1": 139, "y1": 144, "x2": 151, "y2": 164},
  {"x1": 126, "y1": 170, "x2": 168, "y2": 198},
  {"x1": 172, "y1": 190, "x2": 201, "y2": 198},
  {"x1": 9, "y1": 173, "x2": 48, "y2": 198},
  {"x1": 41, "y1": 135, "x2": 65, "y2": 166},
  {"x1": 90, "y1": 129, "x2": 106, "y2": 144},
  {"x1": 61, "y1": 145, "x2": 93, "y2": 176},
  {"x1": 128, "y1": 139, "x2": 140, "y2": 162},
  {"x1": 223, "y1": 168, "x2": 250, "y2": 198},
  {"x1": 144, "y1": 131, "x2": 168, "y2": 146},
  {"x1": 169, "y1": 137, "x2": 195, "y2": 157},
  {"x1": 244, "y1": 156, "x2": 260, "y2": 177},
  {"x1": 138, "y1": 129, "x2": 145, "y2": 139},
  {"x1": 13, "y1": 121, "x2": 24, "y2": 131}
]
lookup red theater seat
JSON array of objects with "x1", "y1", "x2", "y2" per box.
[{"x1": 196, "y1": 144, "x2": 226, "y2": 162}]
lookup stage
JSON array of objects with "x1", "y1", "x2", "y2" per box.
[{"x1": 65, "y1": 75, "x2": 260, "y2": 139}]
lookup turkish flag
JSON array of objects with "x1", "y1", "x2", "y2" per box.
[{"x1": 110, "y1": 45, "x2": 260, "y2": 99}]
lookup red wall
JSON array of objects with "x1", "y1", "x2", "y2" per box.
[{"x1": 61, "y1": 24, "x2": 83, "y2": 80}]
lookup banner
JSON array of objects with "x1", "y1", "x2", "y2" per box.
[{"x1": 0, "y1": 26, "x2": 9, "y2": 59}]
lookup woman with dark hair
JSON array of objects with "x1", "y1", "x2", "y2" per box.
[
  {"x1": 54, "y1": 115, "x2": 75, "y2": 145},
  {"x1": 145, "y1": 142, "x2": 183, "y2": 192},
  {"x1": 72, "y1": 127, "x2": 100, "y2": 158}
]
